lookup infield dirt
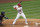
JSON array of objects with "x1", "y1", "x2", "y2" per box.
[{"x1": 0, "y1": 19, "x2": 40, "y2": 27}]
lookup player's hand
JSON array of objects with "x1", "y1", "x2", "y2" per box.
[
  {"x1": 6, "y1": 17, "x2": 8, "y2": 19},
  {"x1": 13, "y1": 5, "x2": 17, "y2": 10}
]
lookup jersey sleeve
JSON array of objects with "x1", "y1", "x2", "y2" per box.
[
  {"x1": 13, "y1": 5, "x2": 18, "y2": 10},
  {"x1": 17, "y1": 7, "x2": 22, "y2": 10}
]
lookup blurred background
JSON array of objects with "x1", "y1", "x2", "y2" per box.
[{"x1": 0, "y1": 0, "x2": 40, "y2": 19}]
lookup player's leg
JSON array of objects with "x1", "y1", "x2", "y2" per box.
[
  {"x1": 13, "y1": 13, "x2": 20, "y2": 24},
  {"x1": 0, "y1": 20, "x2": 2, "y2": 25},
  {"x1": 21, "y1": 13, "x2": 28, "y2": 24}
]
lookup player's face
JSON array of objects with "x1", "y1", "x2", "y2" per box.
[{"x1": 18, "y1": 6, "x2": 20, "y2": 7}]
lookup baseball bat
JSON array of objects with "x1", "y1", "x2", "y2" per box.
[{"x1": 19, "y1": 1, "x2": 22, "y2": 3}]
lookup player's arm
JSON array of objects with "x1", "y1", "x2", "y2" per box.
[
  {"x1": 13, "y1": 5, "x2": 17, "y2": 10},
  {"x1": 4, "y1": 16, "x2": 8, "y2": 19}
]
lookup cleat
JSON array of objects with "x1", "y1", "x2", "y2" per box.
[
  {"x1": 13, "y1": 22, "x2": 15, "y2": 25},
  {"x1": 25, "y1": 23, "x2": 28, "y2": 24}
]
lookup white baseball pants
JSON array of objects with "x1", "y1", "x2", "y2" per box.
[{"x1": 13, "y1": 13, "x2": 28, "y2": 24}]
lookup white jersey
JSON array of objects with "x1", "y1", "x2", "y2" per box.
[
  {"x1": 17, "y1": 7, "x2": 23, "y2": 13},
  {"x1": 13, "y1": 5, "x2": 23, "y2": 13}
]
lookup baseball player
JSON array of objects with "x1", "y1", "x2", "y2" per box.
[
  {"x1": 13, "y1": 3, "x2": 28, "y2": 25},
  {"x1": 0, "y1": 12, "x2": 8, "y2": 25}
]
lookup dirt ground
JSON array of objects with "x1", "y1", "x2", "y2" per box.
[{"x1": 0, "y1": 19, "x2": 40, "y2": 27}]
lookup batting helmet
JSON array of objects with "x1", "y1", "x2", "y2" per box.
[{"x1": 18, "y1": 3, "x2": 22, "y2": 7}]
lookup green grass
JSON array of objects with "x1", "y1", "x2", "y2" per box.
[{"x1": 0, "y1": 0, "x2": 40, "y2": 19}]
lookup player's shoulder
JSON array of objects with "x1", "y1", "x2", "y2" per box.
[{"x1": 20, "y1": 6, "x2": 22, "y2": 8}]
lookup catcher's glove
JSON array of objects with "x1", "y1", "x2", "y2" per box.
[{"x1": 6, "y1": 17, "x2": 8, "y2": 19}]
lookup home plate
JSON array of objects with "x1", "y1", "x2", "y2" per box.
[{"x1": 24, "y1": 25, "x2": 29, "y2": 27}]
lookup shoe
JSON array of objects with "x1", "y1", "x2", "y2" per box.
[
  {"x1": 13, "y1": 23, "x2": 15, "y2": 25},
  {"x1": 26, "y1": 23, "x2": 28, "y2": 24},
  {"x1": 0, "y1": 24, "x2": 3, "y2": 26},
  {"x1": 13, "y1": 22, "x2": 15, "y2": 25}
]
